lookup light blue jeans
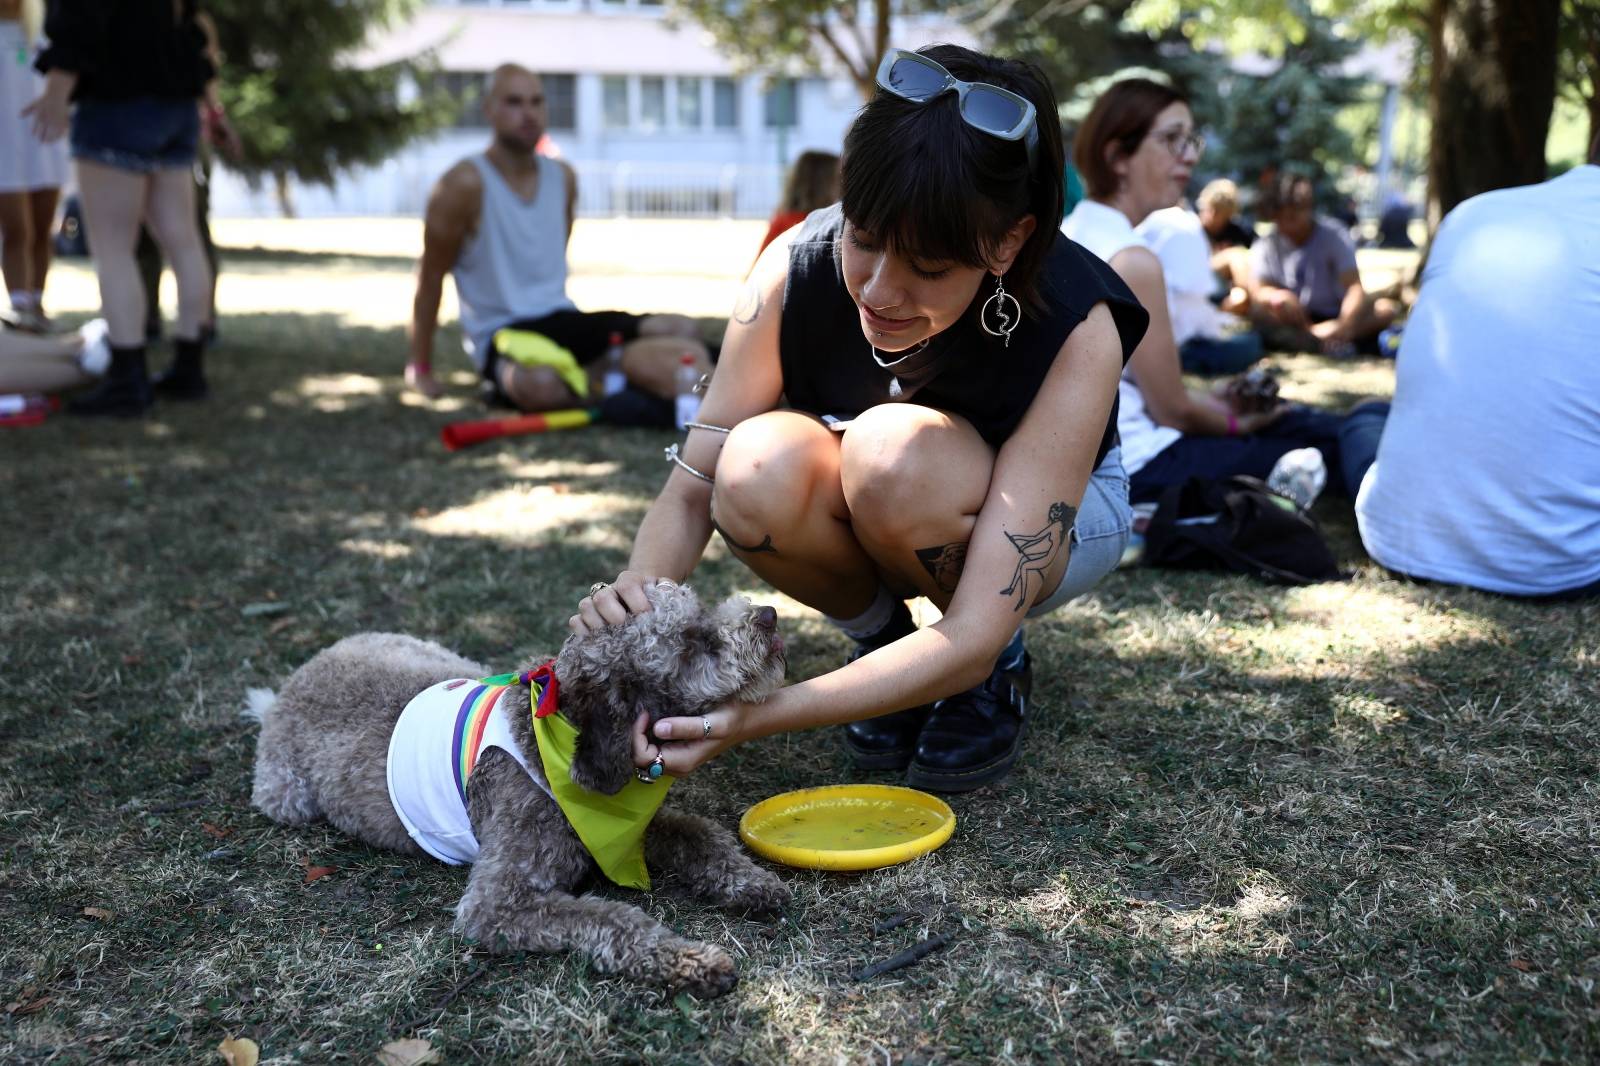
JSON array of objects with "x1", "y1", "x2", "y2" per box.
[{"x1": 1028, "y1": 446, "x2": 1132, "y2": 618}]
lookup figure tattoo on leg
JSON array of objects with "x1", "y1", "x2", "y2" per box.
[
  {"x1": 999, "y1": 502, "x2": 1075, "y2": 612},
  {"x1": 915, "y1": 542, "x2": 968, "y2": 595}
]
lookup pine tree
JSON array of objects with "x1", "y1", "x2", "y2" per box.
[{"x1": 206, "y1": 0, "x2": 453, "y2": 214}]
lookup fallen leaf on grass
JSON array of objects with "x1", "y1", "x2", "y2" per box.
[
  {"x1": 267, "y1": 616, "x2": 297, "y2": 636},
  {"x1": 300, "y1": 856, "x2": 338, "y2": 883},
  {"x1": 218, "y1": 1036, "x2": 260, "y2": 1065},
  {"x1": 201, "y1": 822, "x2": 233, "y2": 839},
  {"x1": 376, "y1": 1038, "x2": 441, "y2": 1065},
  {"x1": 1508, "y1": 958, "x2": 1533, "y2": 972},
  {"x1": 122, "y1": 653, "x2": 144, "y2": 666},
  {"x1": 82, "y1": 906, "x2": 114, "y2": 920},
  {"x1": 4, "y1": 989, "x2": 51, "y2": 1016}
]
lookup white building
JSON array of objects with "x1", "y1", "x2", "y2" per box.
[{"x1": 210, "y1": 0, "x2": 969, "y2": 219}]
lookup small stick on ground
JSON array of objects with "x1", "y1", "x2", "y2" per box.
[
  {"x1": 872, "y1": 911, "x2": 917, "y2": 936},
  {"x1": 854, "y1": 933, "x2": 950, "y2": 982},
  {"x1": 396, "y1": 961, "x2": 490, "y2": 1032}
]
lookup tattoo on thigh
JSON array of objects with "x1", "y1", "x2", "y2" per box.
[
  {"x1": 731, "y1": 282, "x2": 764, "y2": 325},
  {"x1": 915, "y1": 542, "x2": 968, "y2": 595},
  {"x1": 711, "y1": 516, "x2": 776, "y2": 554},
  {"x1": 999, "y1": 502, "x2": 1076, "y2": 612}
]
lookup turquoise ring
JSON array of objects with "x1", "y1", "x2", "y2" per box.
[{"x1": 648, "y1": 755, "x2": 665, "y2": 779}]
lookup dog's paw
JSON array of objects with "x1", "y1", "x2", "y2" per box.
[
  {"x1": 721, "y1": 868, "x2": 791, "y2": 916},
  {"x1": 665, "y1": 942, "x2": 738, "y2": 1000}
]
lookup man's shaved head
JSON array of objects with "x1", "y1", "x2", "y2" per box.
[
  {"x1": 488, "y1": 63, "x2": 541, "y2": 101},
  {"x1": 483, "y1": 63, "x2": 546, "y2": 155}
]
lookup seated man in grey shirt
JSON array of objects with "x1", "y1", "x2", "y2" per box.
[{"x1": 1248, "y1": 171, "x2": 1398, "y2": 355}]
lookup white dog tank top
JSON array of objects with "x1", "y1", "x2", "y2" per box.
[{"x1": 385, "y1": 677, "x2": 552, "y2": 865}]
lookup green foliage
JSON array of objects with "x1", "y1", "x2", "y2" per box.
[
  {"x1": 666, "y1": 0, "x2": 895, "y2": 98},
  {"x1": 207, "y1": 0, "x2": 454, "y2": 189}
]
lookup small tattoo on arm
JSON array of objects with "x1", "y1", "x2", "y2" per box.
[
  {"x1": 999, "y1": 501, "x2": 1076, "y2": 612},
  {"x1": 731, "y1": 283, "x2": 764, "y2": 325},
  {"x1": 711, "y1": 516, "x2": 776, "y2": 554},
  {"x1": 915, "y1": 542, "x2": 968, "y2": 595}
]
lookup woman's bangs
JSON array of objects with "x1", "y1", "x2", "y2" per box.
[{"x1": 843, "y1": 114, "x2": 1000, "y2": 268}]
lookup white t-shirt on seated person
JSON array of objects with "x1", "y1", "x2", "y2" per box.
[
  {"x1": 1062, "y1": 200, "x2": 1182, "y2": 476},
  {"x1": 1135, "y1": 206, "x2": 1234, "y2": 347},
  {"x1": 1355, "y1": 165, "x2": 1600, "y2": 596}
]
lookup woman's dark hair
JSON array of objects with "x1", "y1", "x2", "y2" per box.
[
  {"x1": 840, "y1": 43, "x2": 1065, "y2": 311},
  {"x1": 1259, "y1": 170, "x2": 1316, "y2": 217},
  {"x1": 780, "y1": 150, "x2": 842, "y2": 214},
  {"x1": 1073, "y1": 78, "x2": 1188, "y2": 201}
]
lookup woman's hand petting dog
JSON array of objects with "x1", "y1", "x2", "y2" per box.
[
  {"x1": 570, "y1": 571, "x2": 667, "y2": 634},
  {"x1": 634, "y1": 702, "x2": 754, "y2": 777}
]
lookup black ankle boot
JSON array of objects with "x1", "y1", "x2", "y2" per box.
[
  {"x1": 68, "y1": 344, "x2": 152, "y2": 417},
  {"x1": 152, "y1": 336, "x2": 208, "y2": 399},
  {"x1": 841, "y1": 602, "x2": 929, "y2": 770},
  {"x1": 907, "y1": 652, "x2": 1032, "y2": 793}
]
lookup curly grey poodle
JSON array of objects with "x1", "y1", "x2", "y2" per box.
[{"x1": 244, "y1": 581, "x2": 790, "y2": 998}]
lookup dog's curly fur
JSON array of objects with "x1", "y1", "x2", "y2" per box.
[{"x1": 246, "y1": 582, "x2": 790, "y2": 998}]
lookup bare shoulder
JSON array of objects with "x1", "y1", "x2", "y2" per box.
[
  {"x1": 1108, "y1": 243, "x2": 1163, "y2": 286},
  {"x1": 425, "y1": 159, "x2": 483, "y2": 232}
]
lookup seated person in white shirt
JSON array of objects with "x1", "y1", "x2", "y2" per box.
[
  {"x1": 1249, "y1": 171, "x2": 1397, "y2": 356},
  {"x1": 1137, "y1": 203, "x2": 1263, "y2": 375},
  {"x1": 1343, "y1": 135, "x2": 1600, "y2": 600}
]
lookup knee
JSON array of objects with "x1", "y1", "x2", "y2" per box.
[
  {"x1": 502, "y1": 365, "x2": 579, "y2": 411},
  {"x1": 712, "y1": 415, "x2": 832, "y2": 537},
  {"x1": 840, "y1": 406, "x2": 978, "y2": 543}
]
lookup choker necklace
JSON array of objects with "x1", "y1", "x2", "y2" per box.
[{"x1": 869, "y1": 337, "x2": 929, "y2": 370}]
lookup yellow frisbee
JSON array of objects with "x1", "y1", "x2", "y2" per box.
[{"x1": 739, "y1": 784, "x2": 957, "y2": 871}]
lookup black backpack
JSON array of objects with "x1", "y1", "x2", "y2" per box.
[{"x1": 1143, "y1": 475, "x2": 1344, "y2": 585}]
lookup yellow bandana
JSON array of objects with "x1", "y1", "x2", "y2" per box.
[{"x1": 480, "y1": 666, "x2": 672, "y2": 890}]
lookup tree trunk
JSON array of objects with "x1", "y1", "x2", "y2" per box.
[
  {"x1": 273, "y1": 171, "x2": 298, "y2": 219},
  {"x1": 1425, "y1": 0, "x2": 1561, "y2": 232}
]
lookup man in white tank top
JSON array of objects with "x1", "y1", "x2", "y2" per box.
[{"x1": 405, "y1": 64, "x2": 709, "y2": 412}]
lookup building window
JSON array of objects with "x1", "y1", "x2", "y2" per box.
[
  {"x1": 712, "y1": 77, "x2": 739, "y2": 129},
  {"x1": 439, "y1": 70, "x2": 488, "y2": 129},
  {"x1": 639, "y1": 75, "x2": 665, "y2": 130},
  {"x1": 602, "y1": 75, "x2": 629, "y2": 129},
  {"x1": 676, "y1": 76, "x2": 702, "y2": 129},
  {"x1": 763, "y1": 78, "x2": 799, "y2": 129},
  {"x1": 543, "y1": 73, "x2": 576, "y2": 131}
]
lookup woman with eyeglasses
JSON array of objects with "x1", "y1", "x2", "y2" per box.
[
  {"x1": 571, "y1": 45, "x2": 1148, "y2": 793},
  {"x1": 1062, "y1": 79, "x2": 1356, "y2": 506}
]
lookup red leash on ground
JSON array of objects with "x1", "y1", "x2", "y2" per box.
[
  {"x1": 0, "y1": 394, "x2": 59, "y2": 429},
  {"x1": 440, "y1": 407, "x2": 601, "y2": 451}
]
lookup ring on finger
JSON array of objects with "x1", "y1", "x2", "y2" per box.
[
  {"x1": 588, "y1": 581, "x2": 610, "y2": 597},
  {"x1": 701, "y1": 716, "x2": 712, "y2": 739}
]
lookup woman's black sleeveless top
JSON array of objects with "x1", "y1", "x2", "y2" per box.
[{"x1": 779, "y1": 204, "x2": 1148, "y2": 465}]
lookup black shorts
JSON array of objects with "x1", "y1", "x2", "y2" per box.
[{"x1": 482, "y1": 308, "x2": 643, "y2": 384}]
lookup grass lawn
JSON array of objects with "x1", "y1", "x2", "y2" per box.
[{"x1": 2, "y1": 246, "x2": 1596, "y2": 1064}]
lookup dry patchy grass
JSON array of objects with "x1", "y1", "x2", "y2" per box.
[{"x1": 2, "y1": 284, "x2": 1597, "y2": 1064}]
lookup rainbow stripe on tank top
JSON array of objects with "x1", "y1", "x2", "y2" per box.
[{"x1": 447, "y1": 668, "x2": 554, "y2": 806}]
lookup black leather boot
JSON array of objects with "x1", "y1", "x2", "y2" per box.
[
  {"x1": 840, "y1": 601, "x2": 929, "y2": 770},
  {"x1": 67, "y1": 344, "x2": 152, "y2": 417},
  {"x1": 151, "y1": 336, "x2": 208, "y2": 399},
  {"x1": 906, "y1": 652, "x2": 1032, "y2": 792}
]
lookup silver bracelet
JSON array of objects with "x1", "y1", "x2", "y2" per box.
[
  {"x1": 663, "y1": 443, "x2": 715, "y2": 483},
  {"x1": 683, "y1": 422, "x2": 732, "y2": 434}
]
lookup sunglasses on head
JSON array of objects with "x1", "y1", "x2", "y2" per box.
[{"x1": 874, "y1": 48, "x2": 1039, "y2": 173}]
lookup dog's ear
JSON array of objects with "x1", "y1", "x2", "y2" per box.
[{"x1": 567, "y1": 678, "x2": 642, "y2": 796}]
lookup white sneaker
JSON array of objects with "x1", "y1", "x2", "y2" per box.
[
  {"x1": 1267, "y1": 447, "x2": 1327, "y2": 510},
  {"x1": 77, "y1": 318, "x2": 112, "y2": 376}
]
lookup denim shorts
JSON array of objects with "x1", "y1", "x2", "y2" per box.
[
  {"x1": 71, "y1": 97, "x2": 199, "y2": 173},
  {"x1": 1027, "y1": 445, "x2": 1132, "y2": 618}
]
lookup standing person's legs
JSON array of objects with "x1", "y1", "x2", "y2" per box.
[
  {"x1": 144, "y1": 166, "x2": 214, "y2": 397},
  {"x1": 25, "y1": 186, "x2": 59, "y2": 313},
  {"x1": 0, "y1": 190, "x2": 31, "y2": 313},
  {"x1": 68, "y1": 161, "x2": 154, "y2": 415},
  {"x1": 75, "y1": 160, "x2": 149, "y2": 346},
  {"x1": 136, "y1": 224, "x2": 163, "y2": 338}
]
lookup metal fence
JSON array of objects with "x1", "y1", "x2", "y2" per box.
[{"x1": 573, "y1": 162, "x2": 787, "y2": 220}]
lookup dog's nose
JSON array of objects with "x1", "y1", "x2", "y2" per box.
[{"x1": 753, "y1": 605, "x2": 777, "y2": 630}]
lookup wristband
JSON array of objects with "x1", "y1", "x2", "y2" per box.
[{"x1": 1226, "y1": 413, "x2": 1239, "y2": 436}]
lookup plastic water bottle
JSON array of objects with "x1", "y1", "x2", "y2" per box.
[
  {"x1": 602, "y1": 331, "x2": 627, "y2": 397},
  {"x1": 674, "y1": 354, "x2": 701, "y2": 431}
]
